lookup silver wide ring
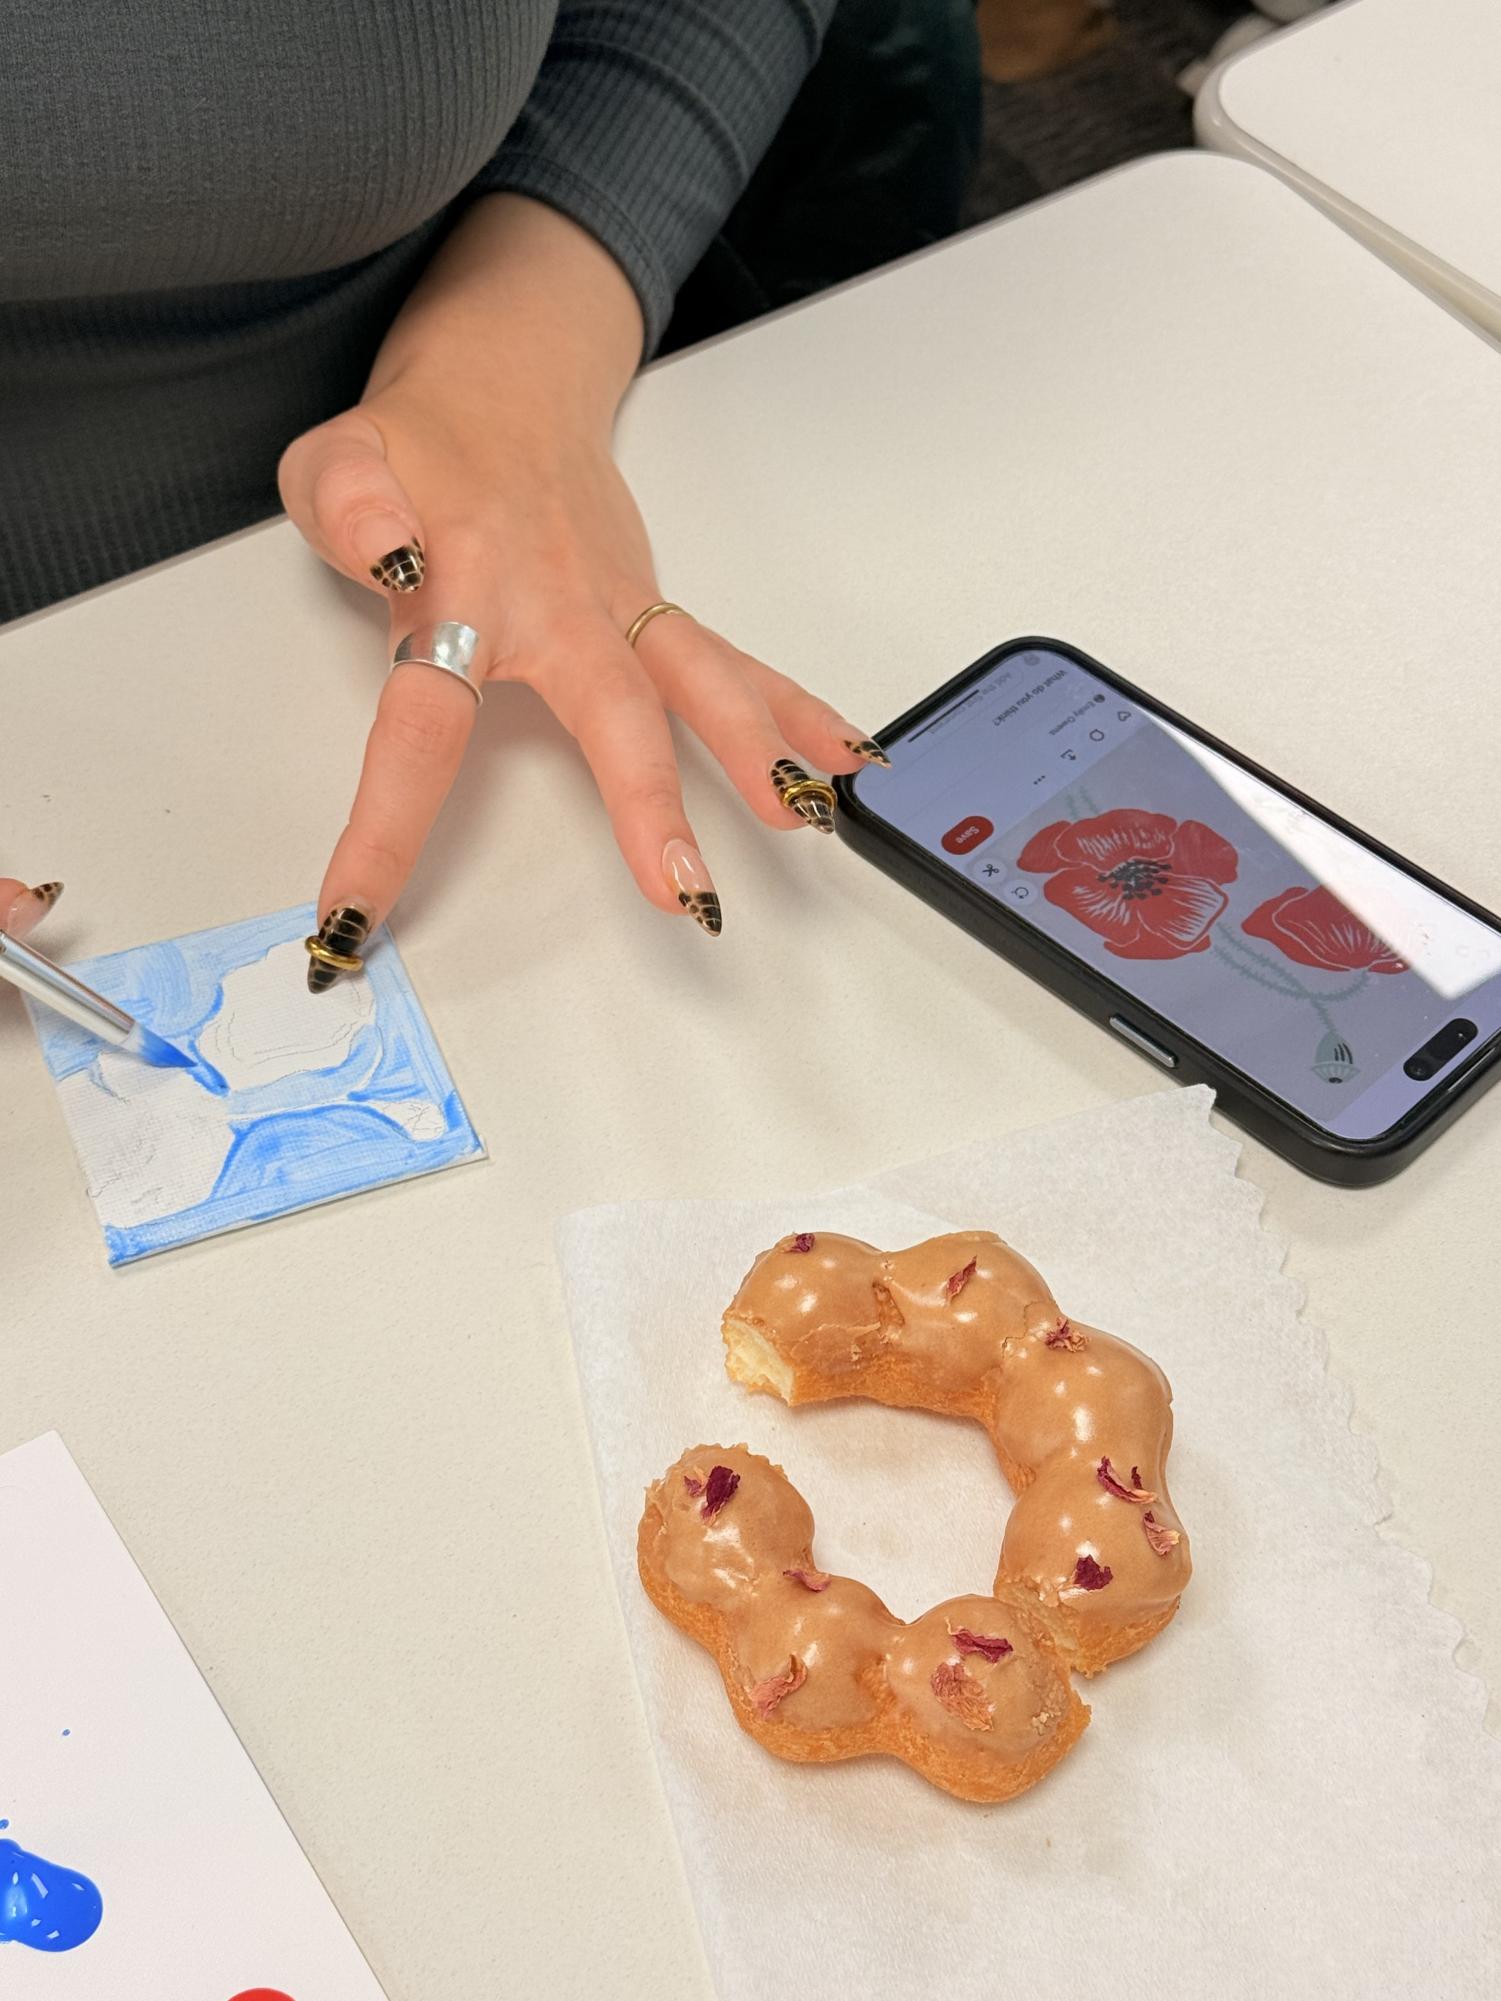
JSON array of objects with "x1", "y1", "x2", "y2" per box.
[{"x1": 391, "y1": 622, "x2": 485, "y2": 707}]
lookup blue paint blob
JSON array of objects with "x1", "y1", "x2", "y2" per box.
[
  {"x1": 0, "y1": 1821, "x2": 8, "y2": 1831},
  {"x1": 0, "y1": 1836, "x2": 103, "y2": 1952},
  {"x1": 60, "y1": 1729, "x2": 70, "y2": 1738}
]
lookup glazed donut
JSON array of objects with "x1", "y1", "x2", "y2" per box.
[
  {"x1": 638, "y1": 1230, "x2": 1189, "y2": 1802},
  {"x1": 639, "y1": 1444, "x2": 1089, "y2": 1803},
  {"x1": 722, "y1": 1230, "x2": 1190, "y2": 1674}
]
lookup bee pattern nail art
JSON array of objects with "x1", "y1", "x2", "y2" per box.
[
  {"x1": 678, "y1": 890, "x2": 723, "y2": 937},
  {"x1": 370, "y1": 543, "x2": 426, "y2": 593},
  {"x1": 305, "y1": 904, "x2": 371, "y2": 992},
  {"x1": 770, "y1": 758, "x2": 836, "y2": 833},
  {"x1": 844, "y1": 738, "x2": 892, "y2": 768}
]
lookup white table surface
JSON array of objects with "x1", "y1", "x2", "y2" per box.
[
  {"x1": 1198, "y1": 0, "x2": 1501, "y2": 337},
  {"x1": 2, "y1": 153, "x2": 1499, "y2": 1999}
]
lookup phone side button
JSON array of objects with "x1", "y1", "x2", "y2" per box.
[{"x1": 1108, "y1": 1016, "x2": 1178, "y2": 1069}]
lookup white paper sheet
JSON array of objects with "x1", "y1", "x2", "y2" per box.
[
  {"x1": 558, "y1": 1088, "x2": 1501, "y2": 2001},
  {"x1": 0, "y1": 1432, "x2": 388, "y2": 1997},
  {"x1": 29, "y1": 905, "x2": 482, "y2": 1265}
]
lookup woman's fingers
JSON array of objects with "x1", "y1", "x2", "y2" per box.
[
  {"x1": 278, "y1": 410, "x2": 427, "y2": 595},
  {"x1": 311, "y1": 663, "x2": 478, "y2": 983},
  {"x1": 527, "y1": 632, "x2": 719, "y2": 930},
  {"x1": 1, "y1": 878, "x2": 63, "y2": 941},
  {"x1": 732, "y1": 649, "x2": 892, "y2": 774},
  {"x1": 632, "y1": 619, "x2": 883, "y2": 832}
]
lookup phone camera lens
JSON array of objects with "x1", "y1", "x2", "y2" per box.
[{"x1": 1403, "y1": 1018, "x2": 1478, "y2": 1082}]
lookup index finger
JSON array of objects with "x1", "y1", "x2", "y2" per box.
[{"x1": 313, "y1": 661, "x2": 478, "y2": 970}]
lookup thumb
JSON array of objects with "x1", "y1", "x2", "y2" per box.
[
  {"x1": 277, "y1": 410, "x2": 427, "y2": 595},
  {"x1": 1, "y1": 878, "x2": 63, "y2": 942}
]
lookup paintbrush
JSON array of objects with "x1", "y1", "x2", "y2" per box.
[{"x1": 0, "y1": 926, "x2": 199, "y2": 1071}]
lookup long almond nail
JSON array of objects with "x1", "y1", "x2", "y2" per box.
[
  {"x1": 663, "y1": 840, "x2": 722, "y2": 936},
  {"x1": 844, "y1": 737, "x2": 891, "y2": 768},
  {"x1": 304, "y1": 904, "x2": 372, "y2": 992},
  {"x1": 3, "y1": 881, "x2": 64, "y2": 939},
  {"x1": 770, "y1": 759, "x2": 836, "y2": 833},
  {"x1": 368, "y1": 540, "x2": 426, "y2": 593}
]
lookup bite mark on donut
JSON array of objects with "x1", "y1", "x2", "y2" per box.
[
  {"x1": 946, "y1": 1256, "x2": 979, "y2": 1300},
  {"x1": 783, "y1": 1567, "x2": 832, "y2": 1592},
  {"x1": 722, "y1": 1316, "x2": 797, "y2": 1400},
  {"x1": 949, "y1": 1626, "x2": 1014, "y2": 1664},
  {"x1": 1097, "y1": 1456, "x2": 1157, "y2": 1504},
  {"x1": 931, "y1": 1660, "x2": 994, "y2": 1731},
  {"x1": 1142, "y1": 1511, "x2": 1181, "y2": 1556},
  {"x1": 750, "y1": 1655, "x2": 807, "y2": 1717},
  {"x1": 1071, "y1": 1553, "x2": 1113, "y2": 1591}
]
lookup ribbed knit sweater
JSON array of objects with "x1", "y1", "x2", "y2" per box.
[{"x1": 0, "y1": 1, "x2": 827, "y2": 622}]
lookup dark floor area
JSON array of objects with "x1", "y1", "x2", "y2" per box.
[{"x1": 966, "y1": 0, "x2": 1242, "y2": 224}]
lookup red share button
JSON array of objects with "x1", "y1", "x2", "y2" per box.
[{"x1": 941, "y1": 815, "x2": 994, "y2": 855}]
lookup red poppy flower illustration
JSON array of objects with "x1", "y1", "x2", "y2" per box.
[
  {"x1": 1016, "y1": 809, "x2": 1238, "y2": 960},
  {"x1": 1241, "y1": 885, "x2": 1407, "y2": 974}
]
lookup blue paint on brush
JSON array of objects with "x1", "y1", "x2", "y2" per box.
[
  {"x1": 123, "y1": 1021, "x2": 228, "y2": 1093},
  {"x1": 0, "y1": 1836, "x2": 103, "y2": 1952}
]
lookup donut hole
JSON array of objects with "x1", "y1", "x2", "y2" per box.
[{"x1": 774, "y1": 1395, "x2": 1012, "y2": 1626}]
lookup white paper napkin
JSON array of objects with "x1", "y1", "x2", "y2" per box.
[{"x1": 558, "y1": 1088, "x2": 1501, "y2": 2001}]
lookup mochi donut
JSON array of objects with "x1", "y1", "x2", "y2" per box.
[
  {"x1": 638, "y1": 1230, "x2": 1190, "y2": 1803},
  {"x1": 638, "y1": 1444, "x2": 1089, "y2": 1803},
  {"x1": 722, "y1": 1230, "x2": 1191, "y2": 1675}
]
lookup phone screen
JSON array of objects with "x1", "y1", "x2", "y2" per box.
[{"x1": 849, "y1": 644, "x2": 1501, "y2": 1141}]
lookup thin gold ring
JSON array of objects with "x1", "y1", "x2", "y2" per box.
[
  {"x1": 625, "y1": 601, "x2": 689, "y2": 649},
  {"x1": 777, "y1": 776, "x2": 838, "y2": 813},
  {"x1": 304, "y1": 936, "x2": 365, "y2": 974}
]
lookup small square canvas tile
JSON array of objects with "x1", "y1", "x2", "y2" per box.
[{"x1": 30, "y1": 904, "x2": 482, "y2": 1265}]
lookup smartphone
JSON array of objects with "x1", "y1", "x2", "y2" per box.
[{"x1": 835, "y1": 637, "x2": 1501, "y2": 1184}]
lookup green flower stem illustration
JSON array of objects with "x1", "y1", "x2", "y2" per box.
[{"x1": 1212, "y1": 927, "x2": 1370, "y2": 1080}]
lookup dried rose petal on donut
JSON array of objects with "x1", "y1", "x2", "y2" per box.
[
  {"x1": 783, "y1": 1567, "x2": 833, "y2": 1592},
  {"x1": 930, "y1": 1660, "x2": 994, "y2": 1732},
  {"x1": 787, "y1": 1233, "x2": 816, "y2": 1253},
  {"x1": 701, "y1": 1465, "x2": 741, "y2": 1519},
  {"x1": 749, "y1": 1655, "x2": 807, "y2": 1718},
  {"x1": 1045, "y1": 1319, "x2": 1087, "y2": 1350},
  {"x1": 950, "y1": 1627, "x2": 1014, "y2": 1664},
  {"x1": 945, "y1": 1256, "x2": 979, "y2": 1300},
  {"x1": 1143, "y1": 1511, "x2": 1182, "y2": 1556},
  {"x1": 1097, "y1": 1456, "x2": 1157, "y2": 1504},
  {"x1": 700, "y1": 1465, "x2": 739, "y2": 1518},
  {"x1": 1071, "y1": 1553, "x2": 1113, "y2": 1591},
  {"x1": 683, "y1": 1474, "x2": 705, "y2": 1498}
]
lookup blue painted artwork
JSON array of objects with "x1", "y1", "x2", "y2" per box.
[
  {"x1": 31, "y1": 905, "x2": 483, "y2": 1265},
  {"x1": 0, "y1": 1836, "x2": 103, "y2": 1952}
]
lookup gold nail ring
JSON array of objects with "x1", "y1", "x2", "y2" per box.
[
  {"x1": 625, "y1": 602, "x2": 689, "y2": 650},
  {"x1": 304, "y1": 936, "x2": 365, "y2": 974}
]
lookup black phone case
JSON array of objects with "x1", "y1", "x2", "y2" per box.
[{"x1": 833, "y1": 637, "x2": 1501, "y2": 1185}]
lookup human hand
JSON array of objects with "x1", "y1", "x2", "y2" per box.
[
  {"x1": 0, "y1": 878, "x2": 63, "y2": 942},
  {"x1": 278, "y1": 197, "x2": 887, "y2": 989}
]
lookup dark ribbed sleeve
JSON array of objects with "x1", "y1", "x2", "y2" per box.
[{"x1": 473, "y1": 1, "x2": 835, "y2": 353}]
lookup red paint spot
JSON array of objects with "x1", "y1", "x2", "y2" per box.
[
  {"x1": 229, "y1": 1990, "x2": 297, "y2": 2001},
  {"x1": 941, "y1": 815, "x2": 994, "y2": 855}
]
